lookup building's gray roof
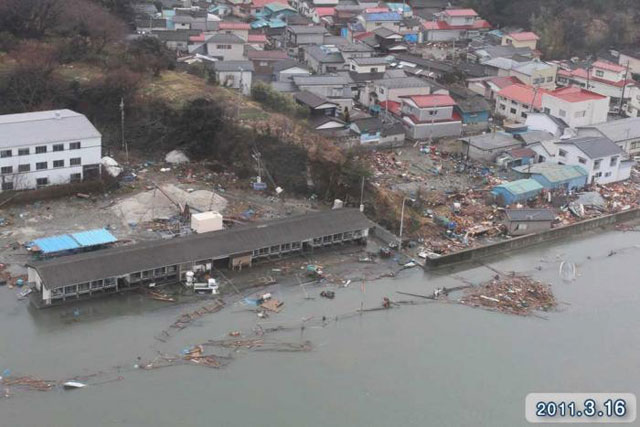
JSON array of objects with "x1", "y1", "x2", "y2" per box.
[
  {"x1": 293, "y1": 75, "x2": 351, "y2": 86},
  {"x1": 338, "y1": 41, "x2": 375, "y2": 53},
  {"x1": 474, "y1": 45, "x2": 533, "y2": 61},
  {"x1": 461, "y1": 132, "x2": 520, "y2": 151},
  {"x1": 372, "y1": 76, "x2": 431, "y2": 89},
  {"x1": 205, "y1": 33, "x2": 245, "y2": 44},
  {"x1": 558, "y1": 136, "x2": 624, "y2": 159},
  {"x1": 352, "y1": 117, "x2": 383, "y2": 133},
  {"x1": 504, "y1": 209, "x2": 555, "y2": 222},
  {"x1": 287, "y1": 25, "x2": 327, "y2": 34},
  {"x1": 372, "y1": 27, "x2": 400, "y2": 38},
  {"x1": 448, "y1": 85, "x2": 490, "y2": 113},
  {"x1": 271, "y1": 81, "x2": 298, "y2": 92},
  {"x1": 392, "y1": 53, "x2": 455, "y2": 73},
  {"x1": 273, "y1": 59, "x2": 309, "y2": 73},
  {"x1": 0, "y1": 109, "x2": 101, "y2": 148},
  {"x1": 381, "y1": 122, "x2": 406, "y2": 136},
  {"x1": 516, "y1": 130, "x2": 556, "y2": 144},
  {"x1": 352, "y1": 56, "x2": 388, "y2": 66},
  {"x1": 309, "y1": 115, "x2": 346, "y2": 128},
  {"x1": 212, "y1": 60, "x2": 255, "y2": 72},
  {"x1": 153, "y1": 29, "x2": 199, "y2": 42},
  {"x1": 581, "y1": 118, "x2": 640, "y2": 143},
  {"x1": 306, "y1": 45, "x2": 345, "y2": 63},
  {"x1": 28, "y1": 209, "x2": 373, "y2": 290},
  {"x1": 294, "y1": 91, "x2": 336, "y2": 108}
]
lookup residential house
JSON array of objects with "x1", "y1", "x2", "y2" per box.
[
  {"x1": 292, "y1": 75, "x2": 353, "y2": 111},
  {"x1": 490, "y1": 179, "x2": 543, "y2": 206},
  {"x1": 357, "y1": 12, "x2": 403, "y2": 32},
  {"x1": 460, "y1": 132, "x2": 522, "y2": 162},
  {"x1": 380, "y1": 123, "x2": 406, "y2": 147},
  {"x1": 501, "y1": 32, "x2": 539, "y2": 50},
  {"x1": 483, "y1": 58, "x2": 556, "y2": 89},
  {"x1": 350, "y1": 117, "x2": 384, "y2": 144},
  {"x1": 577, "y1": 117, "x2": 640, "y2": 156},
  {"x1": 422, "y1": 8, "x2": 491, "y2": 42},
  {"x1": 211, "y1": 61, "x2": 254, "y2": 95},
  {"x1": 304, "y1": 45, "x2": 345, "y2": 73},
  {"x1": 468, "y1": 44, "x2": 536, "y2": 64},
  {"x1": 391, "y1": 53, "x2": 455, "y2": 80},
  {"x1": 501, "y1": 209, "x2": 554, "y2": 236},
  {"x1": 135, "y1": 17, "x2": 168, "y2": 33},
  {"x1": 285, "y1": 25, "x2": 327, "y2": 52},
  {"x1": 556, "y1": 60, "x2": 637, "y2": 110},
  {"x1": 369, "y1": 27, "x2": 404, "y2": 51},
  {"x1": 247, "y1": 33, "x2": 268, "y2": 50},
  {"x1": 349, "y1": 57, "x2": 387, "y2": 74},
  {"x1": 495, "y1": 83, "x2": 546, "y2": 123},
  {"x1": 541, "y1": 87, "x2": 609, "y2": 128},
  {"x1": 385, "y1": 3, "x2": 412, "y2": 17},
  {"x1": 172, "y1": 9, "x2": 209, "y2": 30},
  {"x1": 335, "y1": 40, "x2": 375, "y2": 62},
  {"x1": 311, "y1": 7, "x2": 335, "y2": 24},
  {"x1": 294, "y1": 90, "x2": 339, "y2": 116},
  {"x1": 205, "y1": 33, "x2": 246, "y2": 60},
  {"x1": 247, "y1": 49, "x2": 290, "y2": 75},
  {"x1": 309, "y1": 115, "x2": 347, "y2": 134},
  {"x1": 251, "y1": 0, "x2": 293, "y2": 16},
  {"x1": 466, "y1": 75, "x2": 523, "y2": 100},
  {"x1": 555, "y1": 136, "x2": 632, "y2": 184},
  {"x1": 513, "y1": 163, "x2": 588, "y2": 191},
  {"x1": 272, "y1": 59, "x2": 311, "y2": 81},
  {"x1": 624, "y1": 85, "x2": 640, "y2": 117},
  {"x1": 618, "y1": 49, "x2": 640, "y2": 75},
  {"x1": 448, "y1": 86, "x2": 491, "y2": 128},
  {"x1": 359, "y1": 76, "x2": 433, "y2": 109},
  {"x1": 0, "y1": 110, "x2": 102, "y2": 192},
  {"x1": 400, "y1": 94, "x2": 462, "y2": 140},
  {"x1": 216, "y1": 21, "x2": 251, "y2": 41},
  {"x1": 153, "y1": 29, "x2": 200, "y2": 51},
  {"x1": 524, "y1": 112, "x2": 569, "y2": 138}
]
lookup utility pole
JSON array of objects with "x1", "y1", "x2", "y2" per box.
[
  {"x1": 619, "y1": 61, "x2": 631, "y2": 115},
  {"x1": 120, "y1": 97, "x2": 128, "y2": 164},
  {"x1": 399, "y1": 196, "x2": 407, "y2": 247},
  {"x1": 359, "y1": 176, "x2": 365, "y2": 212}
]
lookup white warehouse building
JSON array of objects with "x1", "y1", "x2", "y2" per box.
[{"x1": 0, "y1": 110, "x2": 102, "y2": 192}]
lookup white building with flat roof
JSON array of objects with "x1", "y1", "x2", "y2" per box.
[{"x1": 0, "y1": 109, "x2": 102, "y2": 192}]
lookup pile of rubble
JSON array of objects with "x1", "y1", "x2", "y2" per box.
[{"x1": 460, "y1": 274, "x2": 556, "y2": 316}]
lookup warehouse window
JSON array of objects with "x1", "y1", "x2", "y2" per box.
[
  {"x1": 35, "y1": 146, "x2": 47, "y2": 154},
  {"x1": 18, "y1": 164, "x2": 30, "y2": 172},
  {"x1": 1, "y1": 166, "x2": 12, "y2": 174},
  {"x1": 18, "y1": 148, "x2": 29, "y2": 156},
  {"x1": 70, "y1": 158, "x2": 81, "y2": 166},
  {"x1": 69, "y1": 142, "x2": 81, "y2": 150},
  {"x1": 1, "y1": 150, "x2": 12, "y2": 158},
  {"x1": 53, "y1": 144, "x2": 64, "y2": 152},
  {"x1": 53, "y1": 160, "x2": 64, "y2": 168},
  {"x1": 36, "y1": 162, "x2": 47, "y2": 170}
]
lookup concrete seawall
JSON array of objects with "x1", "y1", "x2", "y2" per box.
[{"x1": 425, "y1": 208, "x2": 640, "y2": 269}]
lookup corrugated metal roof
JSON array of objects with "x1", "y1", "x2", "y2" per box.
[
  {"x1": 505, "y1": 208, "x2": 555, "y2": 221},
  {"x1": 29, "y1": 209, "x2": 373, "y2": 289},
  {"x1": 31, "y1": 228, "x2": 117, "y2": 254},
  {"x1": 33, "y1": 235, "x2": 80, "y2": 254},
  {"x1": 0, "y1": 110, "x2": 101, "y2": 148},
  {"x1": 71, "y1": 229, "x2": 118, "y2": 247},
  {"x1": 496, "y1": 179, "x2": 543, "y2": 195}
]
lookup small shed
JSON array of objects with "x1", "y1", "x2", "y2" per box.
[
  {"x1": 191, "y1": 211, "x2": 223, "y2": 233},
  {"x1": 502, "y1": 208, "x2": 555, "y2": 236},
  {"x1": 491, "y1": 179, "x2": 543, "y2": 206}
]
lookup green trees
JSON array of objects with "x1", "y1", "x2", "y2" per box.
[{"x1": 251, "y1": 81, "x2": 308, "y2": 118}]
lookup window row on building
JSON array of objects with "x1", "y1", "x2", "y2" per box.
[
  {"x1": 0, "y1": 141, "x2": 81, "y2": 158},
  {"x1": 0, "y1": 158, "x2": 82, "y2": 175}
]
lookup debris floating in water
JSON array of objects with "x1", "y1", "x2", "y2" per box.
[{"x1": 459, "y1": 274, "x2": 556, "y2": 316}]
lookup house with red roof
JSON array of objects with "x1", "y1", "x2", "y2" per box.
[
  {"x1": 541, "y1": 87, "x2": 609, "y2": 128},
  {"x1": 400, "y1": 94, "x2": 462, "y2": 139},
  {"x1": 495, "y1": 83, "x2": 548, "y2": 123},
  {"x1": 501, "y1": 32, "x2": 539, "y2": 50},
  {"x1": 422, "y1": 8, "x2": 491, "y2": 42},
  {"x1": 216, "y1": 21, "x2": 251, "y2": 41},
  {"x1": 467, "y1": 75, "x2": 524, "y2": 100},
  {"x1": 555, "y1": 59, "x2": 636, "y2": 110}
]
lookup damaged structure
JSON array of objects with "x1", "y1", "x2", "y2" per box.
[{"x1": 27, "y1": 209, "x2": 372, "y2": 307}]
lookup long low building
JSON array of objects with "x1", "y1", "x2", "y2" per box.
[{"x1": 28, "y1": 209, "x2": 373, "y2": 307}]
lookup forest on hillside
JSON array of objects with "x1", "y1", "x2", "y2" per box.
[{"x1": 464, "y1": 0, "x2": 640, "y2": 58}]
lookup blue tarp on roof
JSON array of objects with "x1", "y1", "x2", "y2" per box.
[
  {"x1": 71, "y1": 229, "x2": 118, "y2": 247},
  {"x1": 363, "y1": 12, "x2": 402, "y2": 21},
  {"x1": 32, "y1": 228, "x2": 117, "y2": 254},
  {"x1": 33, "y1": 235, "x2": 80, "y2": 254}
]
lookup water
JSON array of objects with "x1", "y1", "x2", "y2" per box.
[{"x1": 2, "y1": 227, "x2": 640, "y2": 426}]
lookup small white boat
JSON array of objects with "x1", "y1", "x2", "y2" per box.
[{"x1": 63, "y1": 381, "x2": 86, "y2": 390}]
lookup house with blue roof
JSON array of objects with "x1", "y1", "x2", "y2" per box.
[
  {"x1": 491, "y1": 179, "x2": 544, "y2": 206},
  {"x1": 357, "y1": 12, "x2": 402, "y2": 32},
  {"x1": 385, "y1": 3, "x2": 412, "y2": 17},
  {"x1": 512, "y1": 163, "x2": 588, "y2": 191}
]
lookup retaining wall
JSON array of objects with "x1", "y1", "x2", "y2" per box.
[{"x1": 425, "y1": 208, "x2": 640, "y2": 269}]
